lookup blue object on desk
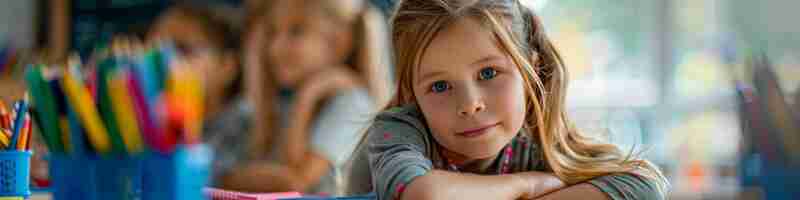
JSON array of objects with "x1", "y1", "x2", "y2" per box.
[
  {"x1": 93, "y1": 155, "x2": 142, "y2": 200},
  {"x1": 142, "y1": 144, "x2": 211, "y2": 200},
  {"x1": 49, "y1": 154, "x2": 97, "y2": 200},
  {"x1": 0, "y1": 151, "x2": 31, "y2": 197},
  {"x1": 49, "y1": 154, "x2": 142, "y2": 200},
  {"x1": 48, "y1": 144, "x2": 211, "y2": 200}
]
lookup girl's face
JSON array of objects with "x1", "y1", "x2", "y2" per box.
[
  {"x1": 413, "y1": 17, "x2": 527, "y2": 162},
  {"x1": 265, "y1": 0, "x2": 354, "y2": 87}
]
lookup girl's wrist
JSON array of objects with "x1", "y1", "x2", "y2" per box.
[
  {"x1": 508, "y1": 174, "x2": 534, "y2": 199},
  {"x1": 512, "y1": 172, "x2": 566, "y2": 199}
]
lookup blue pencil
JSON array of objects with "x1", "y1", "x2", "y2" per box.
[{"x1": 9, "y1": 100, "x2": 27, "y2": 150}]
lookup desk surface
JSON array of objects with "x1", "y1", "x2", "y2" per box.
[
  {"x1": 26, "y1": 192, "x2": 377, "y2": 200},
  {"x1": 29, "y1": 193, "x2": 50, "y2": 200}
]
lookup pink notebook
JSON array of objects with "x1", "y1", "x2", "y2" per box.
[{"x1": 204, "y1": 188, "x2": 303, "y2": 200}]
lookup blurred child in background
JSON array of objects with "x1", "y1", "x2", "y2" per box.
[
  {"x1": 218, "y1": 0, "x2": 391, "y2": 195},
  {"x1": 148, "y1": 2, "x2": 246, "y2": 186}
]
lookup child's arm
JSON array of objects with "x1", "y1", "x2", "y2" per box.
[
  {"x1": 219, "y1": 68, "x2": 362, "y2": 192},
  {"x1": 217, "y1": 91, "x2": 336, "y2": 192},
  {"x1": 282, "y1": 67, "x2": 361, "y2": 165},
  {"x1": 219, "y1": 156, "x2": 331, "y2": 192},
  {"x1": 366, "y1": 114, "x2": 564, "y2": 200},
  {"x1": 533, "y1": 172, "x2": 664, "y2": 200},
  {"x1": 532, "y1": 183, "x2": 610, "y2": 200},
  {"x1": 400, "y1": 170, "x2": 564, "y2": 200},
  {"x1": 400, "y1": 170, "x2": 525, "y2": 200}
]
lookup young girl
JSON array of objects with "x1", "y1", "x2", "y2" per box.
[
  {"x1": 347, "y1": 0, "x2": 669, "y2": 199},
  {"x1": 148, "y1": 3, "x2": 246, "y2": 186},
  {"x1": 219, "y1": 0, "x2": 391, "y2": 195}
]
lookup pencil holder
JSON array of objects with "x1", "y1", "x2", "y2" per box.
[
  {"x1": 49, "y1": 154, "x2": 94, "y2": 200},
  {"x1": 92, "y1": 155, "x2": 142, "y2": 200},
  {"x1": 142, "y1": 144, "x2": 212, "y2": 200},
  {"x1": 0, "y1": 151, "x2": 31, "y2": 198},
  {"x1": 49, "y1": 154, "x2": 142, "y2": 200}
]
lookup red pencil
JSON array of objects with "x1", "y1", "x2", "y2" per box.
[{"x1": 0, "y1": 100, "x2": 9, "y2": 130}]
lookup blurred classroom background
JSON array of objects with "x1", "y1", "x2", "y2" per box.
[{"x1": 1, "y1": 0, "x2": 798, "y2": 199}]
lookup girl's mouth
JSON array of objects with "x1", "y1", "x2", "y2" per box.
[{"x1": 456, "y1": 122, "x2": 500, "y2": 138}]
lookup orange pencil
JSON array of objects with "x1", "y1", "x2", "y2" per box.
[{"x1": 17, "y1": 113, "x2": 30, "y2": 150}]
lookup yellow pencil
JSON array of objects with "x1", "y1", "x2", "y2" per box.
[
  {"x1": 108, "y1": 72, "x2": 144, "y2": 153},
  {"x1": 0, "y1": 129, "x2": 9, "y2": 148},
  {"x1": 62, "y1": 71, "x2": 111, "y2": 153},
  {"x1": 169, "y1": 66, "x2": 204, "y2": 143}
]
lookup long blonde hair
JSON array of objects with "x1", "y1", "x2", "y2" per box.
[
  {"x1": 387, "y1": 0, "x2": 668, "y2": 193},
  {"x1": 244, "y1": 0, "x2": 391, "y2": 157}
]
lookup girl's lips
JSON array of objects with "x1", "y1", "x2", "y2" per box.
[{"x1": 456, "y1": 122, "x2": 500, "y2": 138}]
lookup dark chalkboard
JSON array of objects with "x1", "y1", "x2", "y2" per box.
[
  {"x1": 69, "y1": 0, "x2": 242, "y2": 58},
  {"x1": 70, "y1": 0, "x2": 171, "y2": 57}
]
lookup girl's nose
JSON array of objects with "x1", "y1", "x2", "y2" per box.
[
  {"x1": 457, "y1": 87, "x2": 486, "y2": 117},
  {"x1": 459, "y1": 101, "x2": 485, "y2": 117}
]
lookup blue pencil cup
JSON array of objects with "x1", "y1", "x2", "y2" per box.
[
  {"x1": 0, "y1": 151, "x2": 31, "y2": 198},
  {"x1": 92, "y1": 155, "x2": 142, "y2": 200},
  {"x1": 50, "y1": 154, "x2": 142, "y2": 200},
  {"x1": 49, "y1": 145, "x2": 209, "y2": 200},
  {"x1": 50, "y1": 154, "x2": 96, "y2": 200},
  {"x1": 142, "y1": 144, "x2": 212, "y2": 200}
]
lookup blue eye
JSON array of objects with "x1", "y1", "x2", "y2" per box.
[
  {"x1": 479, "y1": 67, "x2": 497, "y2": 80},
  {"x1": 431, "y1": 81, "x2": 450, "y2": 93}
]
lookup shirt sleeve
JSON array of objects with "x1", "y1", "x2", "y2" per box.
[
  {"x1": 309, "y1": 89, "x2": 375, "y2": 166},
  {"x1": 587, "y1": 172, "x2": 664, "y2": 200},
  {"x1": 202, "y1": 99, "x2": 253, "y2": 186},
  {"x1": 366, "y1": 116, "x2": 434, "y2": 200}
]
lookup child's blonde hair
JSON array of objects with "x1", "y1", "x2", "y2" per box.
[
  {"x1": 245, "y1": 0, "x2": 390, "y2": 157},
  {"x1": 387, "y1": 0, "x2": 668, "y2": 194}
]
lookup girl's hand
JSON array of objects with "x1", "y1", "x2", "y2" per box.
[
  {"x1": 294, "y1": 66, "x2": 360, "y2": 108},
  {"x1": 280, "y1": 66, "x2": 360, "y2": 165},
  {"x1": 513, "y1": 171, "x2": 566, "y2": 199}
]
